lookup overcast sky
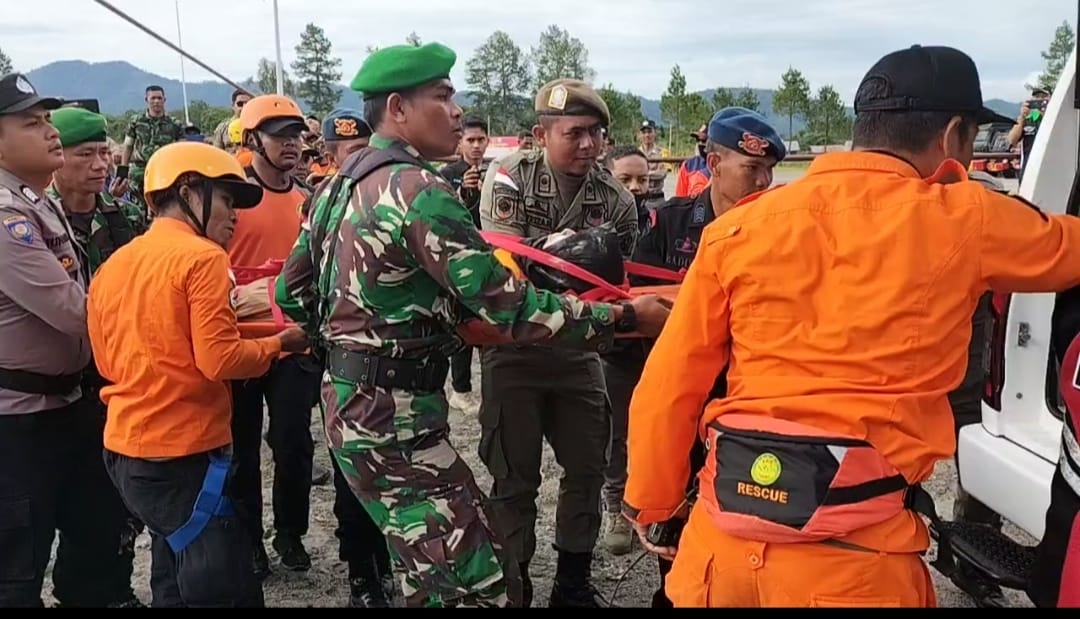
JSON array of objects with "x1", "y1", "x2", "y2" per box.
[{"x1": 4, "y1": 0, "x2": 1076, "y2": 102}]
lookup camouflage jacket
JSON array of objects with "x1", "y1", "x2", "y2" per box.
[
  {"x1": 275, "y1": 135, "x2": 618, "y2": 449},
  {"x1": 125, "y1": 112, "x2": 184, "y2": 166},
  {"x1": 479, "y1": 148, "x2": 640, "y2": 258},
  {"x1": 47, "y1": 186, "x2": 148, "y2": 276}
]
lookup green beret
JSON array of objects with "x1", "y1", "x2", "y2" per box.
[
  {"x1": 350, "y1": 42, "x2": 457, "y2": 100},
  {"x1": 535, "y1": 79, "x2": 610, "y2": 126},
  {"x1": 51, "y1": 107, "x2": 108, "y2": 147}
]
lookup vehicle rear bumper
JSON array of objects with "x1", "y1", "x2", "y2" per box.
[{"x1": 957, "y1": 424, "x2": 1054, "y2": 540}]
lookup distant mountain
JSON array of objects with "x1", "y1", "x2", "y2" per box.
[{"x1": 28, "y1": 60, "x2": 1022, "y2": 136}]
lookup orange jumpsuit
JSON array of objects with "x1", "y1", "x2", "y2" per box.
[{"x1": 623, "y1": 151, "x2": 1080, "y2": 607}]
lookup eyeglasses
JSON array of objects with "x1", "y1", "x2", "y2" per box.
[{"x1": 236, "y1": 100, "x2": 248, "y2": 108}]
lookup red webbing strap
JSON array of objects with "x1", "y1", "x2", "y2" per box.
[
  {"x1": 624, "y1": 260, "x2": 685, "y2": 283},
  {"x1": 480, "y1": 231, "x2": 632, "y2": 300}
]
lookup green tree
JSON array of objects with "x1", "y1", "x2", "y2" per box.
[
  {"x1": 465, "y1": 31, "x2": 533, "y2": 135},
  {"x1": 291, "y1": 23, "x2": 343, "y2": 116},
  {"x1": 531, "y1": 25, "x2": 594, "y2": 90},
  {"x1": 804, "y1": 85, "x2": 851, "y2": 145},
  {"x1": 659, "y1": 64, "x2": 688, "y2": 146},
  {"x1": 1036, "y1": 20, "x2": 1076, "y2": 92},
  {"x1": 733, "y1": 87, "x2": 761, "y2": 112},
  {"x1": 181, "y1": 100, "x2": 232, "y2": 136},
  {"x1": 713, "y1": 86, "x2": 761, "y2": 113},
  {"x1": 105, "y1": 110, "x2": 140, "y2": 142},
  {"x1": 660, "y1": 65, "x2": 711, "y2": 155},
  {"x1": 772, "y1": 67, "x2": 811, "y2": 140},
  {"x1": 0, "y1": 48, "x2": 12, "y2": 75},
  {"x1": 406, "y1": 31, "x2": 422, "y2": 46},
  {"x1": 597, "y1": 84, "x2": 643, "y2": 145},
  {"x1": 712, "y1": 87, "x2": 735, "y2": 110},
  {"x1": 254, "y1": 58, "x2": 297, "y2": 97}
]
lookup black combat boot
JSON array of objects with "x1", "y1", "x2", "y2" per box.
[
  {"x1": 253, "y1": 542, "x2": 272, "y2": 581},
  {"x1": 349, "y1": 576, "x2": 391, "y2": 608},
  {"x1": 273, "y1": 534, "x2": 312, "y2": 571},
  {"x1": 548, "y1": 550, "x2": 610, "y2": 608}
]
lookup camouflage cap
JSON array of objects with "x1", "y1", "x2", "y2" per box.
[
  {"x1": 350, "y1": 42, "x2": 457, "y2": 100},
  {"x1": 535, "y1": 78, "x2": 610, "y2": 126}
]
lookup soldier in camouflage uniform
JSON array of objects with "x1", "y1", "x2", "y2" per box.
[
  {"x1": 45, "y1": 105, "x2": 147, "y2": 608},
  {"x1": 121, "y1": 85, "x2": 183, "y2": 211},
  {"x1": 49, "y1": 108, "x2": 147, "y2": 275},
  {"x1": 275, "y1": 42, "x2": 671, "y2": 608},
  {"x1": 477, "y1": 78, "x2": 639, "y2": 608}
]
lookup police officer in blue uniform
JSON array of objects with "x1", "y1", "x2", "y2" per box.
[
  {"x1": 627, "y1": 107, "x2": 785, "y2": 608},
  {"x1": 632, "y1": 107, "x2": 786, "y2": 276}
]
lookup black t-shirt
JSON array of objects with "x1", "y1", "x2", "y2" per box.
[
  {"x1": 631, "y1": 191, "x2": 716, "y2": 278},
  {"x1": 439, "y1": 159, "x2": 482, "y2": 226}
]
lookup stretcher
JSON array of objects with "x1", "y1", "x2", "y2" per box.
[{"x1": 233, "y1": 234, "x2": 684, "y2": 341}]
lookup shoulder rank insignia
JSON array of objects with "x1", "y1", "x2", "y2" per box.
[
  {"x1": 20, "y1": 185, "x2": 39, "y2": 203},
  {"x1": 3, "y1": 214, "x2": 34, "y2": 245},
  {"x1": 691, "y1": 204, "x2": 707, "y2": 225}
]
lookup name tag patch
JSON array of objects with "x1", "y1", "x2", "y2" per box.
[{"x1": 3, "y1": 215, "x2": 33, "y2": 245}]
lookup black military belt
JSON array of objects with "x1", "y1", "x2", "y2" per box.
[
  {"x1": 327, "y1": 347, "x2": 449, "y2": 393},
  {"x1": 0, "y1": 366, "x2": 82, "y2": 396}
]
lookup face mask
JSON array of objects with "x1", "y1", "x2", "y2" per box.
[
  {"x1": 634, "y1": 192, "x2": 649, "y2": 210},
  {"x1": 697, "y1": 142, "x2": 707, "y2": 159}
]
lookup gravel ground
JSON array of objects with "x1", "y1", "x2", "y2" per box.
[
  {"x1": 40, "y1": 169, "x2": 1031, "y2": 608},
  {"x1": 41, "y1": 357, "x2": 1037, "y2": 608}
]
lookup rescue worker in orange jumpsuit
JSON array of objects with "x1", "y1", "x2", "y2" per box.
[
  {"x1": 623, "y1": 44, "x2": 1080, "y2": 608},
  {"x1": 228, "y1": 94, "x2": 319, "y2": 579},
  {"x1": 88, "y1": 142, "x2": 310, "y2": 607},
  {"x1": 673, "y1": 125, "x2": 710, "y2": 198}
]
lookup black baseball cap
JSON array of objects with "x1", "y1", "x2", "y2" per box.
[
  {"x1": 0, "y1": 73, "x2": 62, "y2": 115},
  {"x1": 854, "y1": 45, "x2": 1013, "y2": 125}
]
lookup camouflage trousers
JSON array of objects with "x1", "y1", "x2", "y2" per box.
[{"x1": 333, "y1": 430, "x2": 523, "y2": 608}]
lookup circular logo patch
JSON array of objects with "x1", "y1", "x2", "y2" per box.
[{"x1": 750, "y1": 453, "x2": 782, "y2": 486}]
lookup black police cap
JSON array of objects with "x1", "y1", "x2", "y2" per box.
[
  {"x1": 0, "y1": 73, "x2": 62, "y2": 115},
  {"x1": 854, "y1": 45, "x2": 1013, "y2": 125}
]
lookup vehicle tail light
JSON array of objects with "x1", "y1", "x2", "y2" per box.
[{"x1": 983, "y1": 293, "x2": 1011, "y2": 411}]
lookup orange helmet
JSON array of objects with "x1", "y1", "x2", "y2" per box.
[
  {"x1": 143, "y1": 141, "x2": 263, "y2": 210},
  {"x1": 239, "y1": 94, "x2": 307, "y2": 135}
]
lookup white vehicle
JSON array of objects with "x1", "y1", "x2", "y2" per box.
[{"x1": 944, "y1": 45, "x2": 1080, "y2": 590}]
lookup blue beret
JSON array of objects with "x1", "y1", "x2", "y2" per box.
[
  {"x1": 350, "y1": 42, "x2": 457, "y2": 99},
  {"x1": 707, "y1": 107, "x2": 786, "y2": 161},
  {"x1": 322, "y1": 108, "x2": 371, "y2": 141}
]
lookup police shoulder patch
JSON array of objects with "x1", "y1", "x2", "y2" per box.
[{"x1": 3, "y1": 214, "x2": 34, "y2": 245}]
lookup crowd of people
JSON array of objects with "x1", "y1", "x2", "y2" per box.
[{"x1": 2, "y1": 35, "x2": 1080, "y2": 610}]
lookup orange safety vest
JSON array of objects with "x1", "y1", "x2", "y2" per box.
[{"x1": 698, "y1": 413, "x2": 911, "y2": 544}]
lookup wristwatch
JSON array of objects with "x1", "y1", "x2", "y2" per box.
[{"x1": 615, "y1": 301, "x2": 638, "y2": 333}]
